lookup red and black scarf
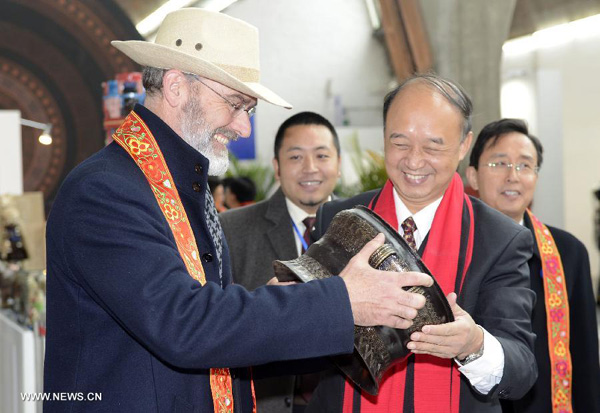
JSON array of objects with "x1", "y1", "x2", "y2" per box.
[{"x1": 343, "y1": 173, "x2": 474, "y2": 413}]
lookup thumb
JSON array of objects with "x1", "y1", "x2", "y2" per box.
[
  {"x1": 356, "y1": 233, "x2": 386, "y2": 261},
  {"x1": 446, "y1": 292, "x2": 463, "y2": 316}
]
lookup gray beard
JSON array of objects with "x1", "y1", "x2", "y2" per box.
[{"x1": 180, "y1": 95, "x2": 230, "y2": 176}]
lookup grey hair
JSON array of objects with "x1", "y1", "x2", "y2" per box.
[
  {"x1": 142, "y1": 67, "x2": 167, "y2": 96},
  {"x1": 383, "y1": 73, "x2": 473, "y2": 141}
]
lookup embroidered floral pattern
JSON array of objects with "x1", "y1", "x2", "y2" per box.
[
  {"x1": 527, "y1": 210, "x2": 572, "y2": 413},
  {"x1": 112, "y1": 112, "x2": 241, "y2": 413}
]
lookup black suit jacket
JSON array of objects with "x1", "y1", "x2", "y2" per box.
[
  {"x1": 501, "y1": 216, "x2": 600, "y2": 412},
  {"x1": 219, "y1": 189, "x2": 299, "y2": 413},
  {"x1": 220, "y1": 188, "x2": 298, "y2": 291},
  {"x1": 308, "y1": 191, "x2": 537, "y2": 413}
]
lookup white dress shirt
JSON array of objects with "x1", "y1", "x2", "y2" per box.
[
  {"x1": 392, "y1": 188, "x2": 504, "y2": 394},
  {"x1": 285, "y1": 197, "x2": 327, "y2": 257}
]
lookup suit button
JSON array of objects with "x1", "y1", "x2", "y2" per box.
[
  {"x1": 202, "y1": 253, "x2": 213, "y2": 262},
  {"x1": 195, "y1": 164, "x2": 203, "y2": 174},
  {"x1": 284, "y1": 397, "x2": 292, "y2": 407},
  {"x1": 192, "y1": 182, "x2": 202, "y2": 192}
]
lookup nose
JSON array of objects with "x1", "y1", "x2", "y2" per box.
[
  {"x1": 230, "y1": 112, "x2": 252, "y2": 138},
  {"x1": 506, "y1": 165, "x2": 520, "y2": 182},
  {"x1": 302, "y1": 155, "x2": 318, "y2": 173},
  {"x1": 405, "y1": 146, "x2": 426, "y2": 170}
]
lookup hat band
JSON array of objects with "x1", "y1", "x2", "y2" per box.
[{"x1": 214, "y1": 63, "x2": 260, "y2": 83}]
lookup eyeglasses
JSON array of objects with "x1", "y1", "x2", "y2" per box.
[
  {"x1": 485, "y1": 161, "x2": 539, "y2": 176},
  {"x1": 189, "y1": 74, "x2": 256, "y2": 118}
]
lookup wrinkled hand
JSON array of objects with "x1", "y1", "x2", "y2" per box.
[
  {"x1": 407, "y1": 292, "x2": 483, "y2": 359},
  {"x1": 341, "y1": 233, "x2": 433, "y2": 329}
]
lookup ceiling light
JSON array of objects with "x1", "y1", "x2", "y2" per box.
[
  {"x1": 20, "y1": 118, "x2": 53, "y2": 145},
  {"x1": 503, "y1": 13, "x2": 600, "y2": 56}
]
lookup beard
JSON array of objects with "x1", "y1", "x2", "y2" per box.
[{"x1": 179, "y1": 93, "x2": 233, "y2": 176}]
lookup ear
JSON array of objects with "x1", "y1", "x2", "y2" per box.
[
  {"x1": 465, "y1": 166, "x2": 479, "y2": 191},
  {"x1": 272, "y1": 158, "x2": 281, "y2": 181},
  {"x1": 162, "y1": 70, "x2": 190, "y2": 108},
  {"x1": 459, "y1": 131, "x2": 473, "y2": 161}
]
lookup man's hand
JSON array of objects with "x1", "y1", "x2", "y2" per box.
[
  {"x1": 406, "y1": 292, "x2": 484, "y2": 359},
  {"x1": 266, "y1": 277, "x2": 296, "y2": 286},
  {"x1": 340, "y1": 233, "x2": 433, "y2": 329}
]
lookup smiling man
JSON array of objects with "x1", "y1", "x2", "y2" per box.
[
  {"x1": 466, "y1": 118, "x2": 600, "y2": 413},
  {"x1": 220, "y1": 111, "x2": 341, "y2": 413},
  {"x1": 308, "y1": 74, "x2": 538, "y2": 412},
  {"x1": 42, "y1": 10, "x2": 435, "y2": 413}
]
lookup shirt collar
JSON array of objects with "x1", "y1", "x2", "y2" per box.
[
  {"x1": 392, "y1": 188, "x2": 443, "y2": 248},
  {"x1": 284, "y1": 196, "x2": 331, "y2": 228}
]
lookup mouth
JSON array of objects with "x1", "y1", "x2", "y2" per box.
[
  {"x1": 299, "y1": 180, "x2": 322, "y2": 188},
  {"x1": 501, "y1": 189, "x2": 521, "y2": 198},
  {"x1": 403, "y1": 172, "x2": 429, "y2": 184},
  {"x1": 213, "y1": 131, "x2": 238, "y2": 146}
]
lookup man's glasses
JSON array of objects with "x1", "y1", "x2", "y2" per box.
[
  {"x1": 485, "y1": 161, "x2": 539, "y2": 176},
  {"x1": 189, "y1": 74, "x2": 256, "y2": 118}
]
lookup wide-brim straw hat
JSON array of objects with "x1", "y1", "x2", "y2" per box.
[{"x1": 112, "y1": 8, "x2": 291, "y2": 108}]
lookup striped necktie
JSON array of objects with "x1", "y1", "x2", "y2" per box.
[{"x1": 401, "y1": 216, "x2": 417, "y2": 251}]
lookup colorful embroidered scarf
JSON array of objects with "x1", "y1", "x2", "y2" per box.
[
  {"x1": 343, "y1": 173, "x2": 474, "y2": 413},
  {"x1": 526, "y1": 210, "x2": 572, "y2": 413},
  {"x1": 112, "y1": 111, "x2": 253, "y2": 413}
]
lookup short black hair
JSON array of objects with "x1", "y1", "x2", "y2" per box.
[
  {"x1": 225, "y1": 176, "x2": 256, "y2": 203},
  {"x1": 274, "y1": 111, "x2": 340, "y2": 159},
  {"x1": 469, "y1": 118, "x2": 544, "y2": 170},
  {"x1": 383, "y1": 73, "x2": 473, "y2": 141}
]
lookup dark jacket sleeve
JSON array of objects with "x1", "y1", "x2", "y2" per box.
[
  {"x1": 57, "y1": 168, "x2": 355, "y2": 370},
  {"x1": 472, "y1": 226, "x2": 537, "y2": 400}
]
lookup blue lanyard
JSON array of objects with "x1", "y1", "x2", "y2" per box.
[{"x1": 291, "y1": 219, "x2": 309, "y2": 252}]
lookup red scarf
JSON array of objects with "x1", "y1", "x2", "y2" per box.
[{"x1": 343, "y1": 173, "x2": 474, "y2": 412}]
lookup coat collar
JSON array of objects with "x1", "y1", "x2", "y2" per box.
[
  {"x1": 264, "y1": 188, "x2": 298, "y2": 259},
  {"x1": 133, "y1": 104, "x2": 210, "y2": 197},
  {"x1": 265, "y1": 188, "x2": 290, "y2": 224},
  {"x1": 523, "y1": 213, "x2": 541, "y2": 259}
]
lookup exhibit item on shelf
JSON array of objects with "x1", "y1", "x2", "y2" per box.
[
  {"x1": 102, "y1": 71, "x2": 145, "y2": 145},
  {"x1": 0, "y1": 194, "x2": 46, "y2": 336}
]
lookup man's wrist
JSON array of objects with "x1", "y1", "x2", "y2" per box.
[{"x1": 455, "y1": 324, "x2": 485, "y2": 365}]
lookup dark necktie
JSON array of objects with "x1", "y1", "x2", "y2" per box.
[
  {"x1": 401, "y1": 216, "x2": 417, "y2": 251},
  {"x1": 302, "y1": 216, "x2": 316, "y2": 253}
]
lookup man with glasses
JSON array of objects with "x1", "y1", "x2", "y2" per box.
[
  {"x1": 42, "y1": 9, "x2": 434, "y2": 413},
  {"x1": 466, "y1": 118, "x2": 600, "y2": 412}
]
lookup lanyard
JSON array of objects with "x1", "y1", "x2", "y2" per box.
[{"x1": 291, "y1": 219, "x2": 309, "y2": 252}]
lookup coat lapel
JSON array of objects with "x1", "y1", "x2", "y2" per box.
[
  {"x1": 523, "y1": 214, "x2": 541, "y2": 259},
  {"x1": 265, "y1": 188, "x2": 298, "y2": 260}
]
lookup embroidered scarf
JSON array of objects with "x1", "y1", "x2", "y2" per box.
[
  {"x1": 526, "y1": 210, "x2": 572, "y2": 413},
  {"x1": 343, "y1": 173, "x2": 474, "y2": 413},
  {"x1": 112, "y1": 111, "x2": 251, "y2": 413}
]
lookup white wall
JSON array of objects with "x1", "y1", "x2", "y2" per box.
[
  {"x1": 223, "y1": 0, "x2": 393, "y2": 163},
  {"x1": 502, "y1": 32, "x2": 600, "y2": 292},
  {"x1": 0, "y1": 111, "x2": 23, "y2": 195}
]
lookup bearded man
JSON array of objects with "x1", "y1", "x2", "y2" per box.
[{"x1": 42, "y1": 8, "x2": 434, "y2": 413}]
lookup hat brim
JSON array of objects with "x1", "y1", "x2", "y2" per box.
[{"x1": 112, "y1": 40, "x2": 292, "y2": 109}]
